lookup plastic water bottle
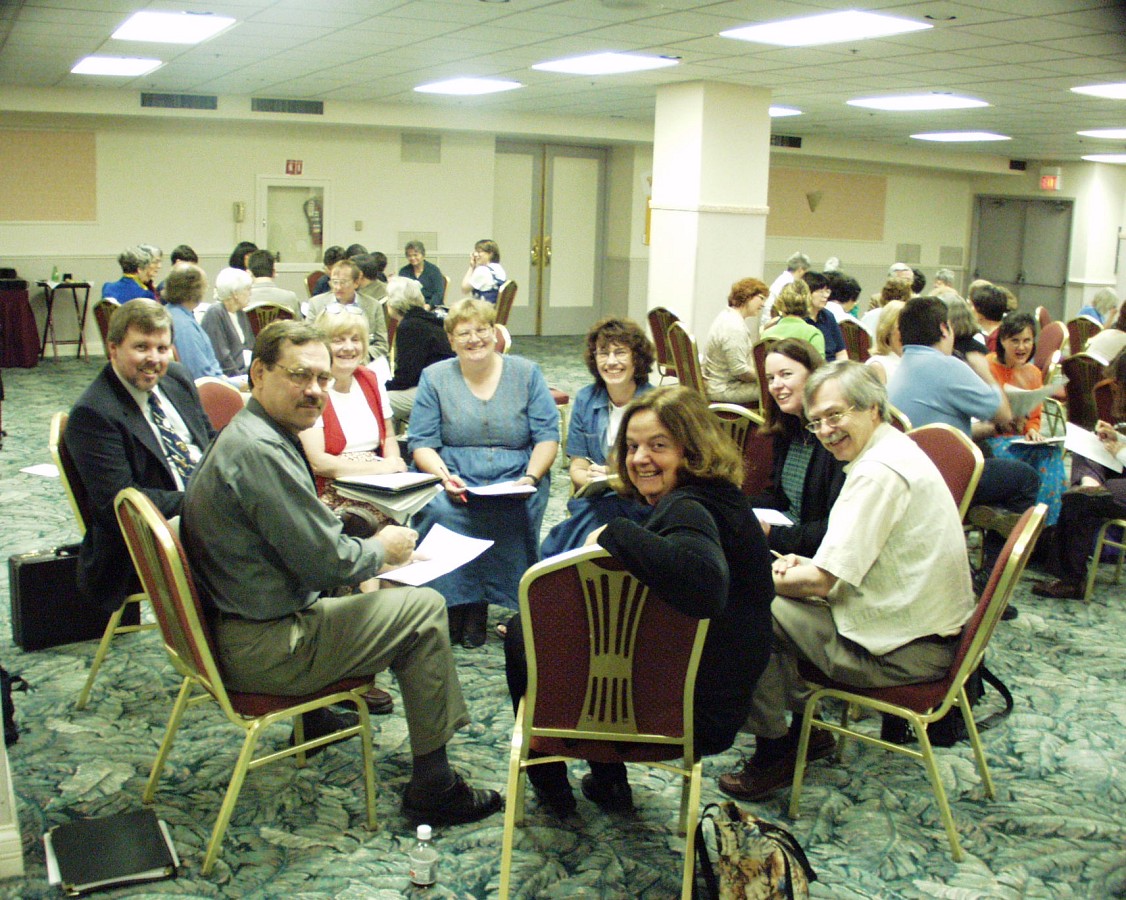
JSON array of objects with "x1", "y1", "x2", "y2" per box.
[{"x1": 409, "y1": 823, "x2": 438, "y2": 887}]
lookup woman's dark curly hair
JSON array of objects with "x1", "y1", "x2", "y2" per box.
[{"x1": 583, "y1": 317, "x2": 654, "y2": 387}]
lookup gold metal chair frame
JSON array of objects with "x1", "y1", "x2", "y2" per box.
[
  {"x1": 1085, "y1": 518, "x2": 1126, "y2": 601},
  {"x1": 49, "y1": 412, "x2": 157, "y2": 711},
  {"x1": 113, "y1": 488, "x2": 377, "y2": 875},
  {"x1": 788, "y1": 504, "x2": 1046, "y2": 862},
  {"x1": 667, "y1": 321, "x2": 706, "y2": 396},
  {"x1": 498, "y1": 547, "x2": 710, "y2": 899}
]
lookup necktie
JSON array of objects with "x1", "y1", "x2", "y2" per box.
[{"x1": 148, "y1": 393, "x2": 195, "y2": 482}]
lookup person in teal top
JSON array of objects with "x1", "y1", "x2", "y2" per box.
[{"x1": 762, "y1": 280, "x2": 825, "y2": 354}]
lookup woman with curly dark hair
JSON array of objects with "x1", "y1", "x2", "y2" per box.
[
  {"x1": 506, "y1": 385, "x2": 774, "y2": 815},
  {"x1": 539, "y1": 316, "x2": 655, "y2": 558}
]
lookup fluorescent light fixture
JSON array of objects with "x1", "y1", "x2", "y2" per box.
[
  {"x1": 533, "y1": 52, "x2": 678, "y2": 76},
  {"x1": 1072, "y1": 83, "x2": 1126, "y2": 100},
  {"x1": 1082, "y1": 153, "x2": 1126, "y2": 164},
  {"x1": 911, "y1": 131, "x2": 1010, "y2": 142},
  {"x1": 71, "y1": 56, "x2": 162, "y2": 77},
  {"x1": 770, "y1": 106, "x2": 802, "y2": 117},
  {"x1": 1077, "y1": 128, "x2": 1126, "y2": 139},
  {"x1": 414, "y1": 77, "x2": 522, "y2": 96},
  {"x1": 721, "y1": 10, "x2": 930, "y2": 47},
  {"x1": 113, "y1": 11, "x2": 235, "y2": 44},
  {"x1": 849, "y1": 94, "x2": 988, "y2": 112}
]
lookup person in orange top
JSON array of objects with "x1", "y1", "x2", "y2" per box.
[{"x1": 984, "y1": 310, "x2": 1064, "y2": 524}]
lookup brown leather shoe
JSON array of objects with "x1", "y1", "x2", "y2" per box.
[
  {"x1": 359, "y1": 686, "x2": 394, "y2": 715},
  {"x1": 402, "y1": 773, "x2": 503, "y2": 826},
  {"x1": 1031, "y1": 578, "x2": 1083, "y2": 599},
  {"x1": 718, "y1": 731, "x2": 836, "y2": 802}
]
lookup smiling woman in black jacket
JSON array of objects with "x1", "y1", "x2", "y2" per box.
[{"x1": 504, "y1": 385, "x2": 775, "y2": 816}]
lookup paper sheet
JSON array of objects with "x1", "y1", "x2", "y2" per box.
[
  {"x1": 754, "y1": 508, "x2": 793, "y2": 526},
  {"x1": 466, "y1": 481, "x2": 537, "y2": 497},
  {"x1": 21, "y1": 463, "x2": 59, "y2": 477},
  {"x1": 1065, "y1": 422, "x2": 1124, "y2": 473},
  {"x1": 1005, "y1": 382, "x2": 1065, "y2": 420},
  {"x1": 379, "y1": 524, "x2": 494, "y2": 586}
]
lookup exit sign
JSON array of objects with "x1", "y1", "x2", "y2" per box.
[{"x1": 286, "y1": 159, "x2": 303, "y2": 175}]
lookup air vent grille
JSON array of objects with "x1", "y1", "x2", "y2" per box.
[
  {"x1": 141, "y1": 92, "x2": 217, "y2": 110},
  {"x1": 251, "y1": 98, "x2": 324, "y2": 115},
  {"x1": 771, "y1": 134, "x2": 802, "y2": 149},
  {"x1": 1009, "y1": 159, "x2": 1028, "y2": 171}
]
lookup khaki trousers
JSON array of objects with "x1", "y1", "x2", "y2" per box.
[
  {"x1": 745, "y1": 596, "x2": 958, "y2": 739},
  {"x1": 215, "y1": 586, "x2": 469, "y2": 756}
]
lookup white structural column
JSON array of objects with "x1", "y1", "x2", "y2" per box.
[{"x1": 647, "y1": 81, "x2": 772, "y2": 335}]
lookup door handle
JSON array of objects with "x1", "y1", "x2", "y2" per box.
[
  {"x1": 531, "y1": 239, "x2": 540, "y2": 266},
  {"x1": 544, "y1": 235, "x2": 552, "y2": 267}
]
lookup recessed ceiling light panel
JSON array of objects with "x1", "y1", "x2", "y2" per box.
[
  {"x1": 769, "y1": 106, "x2": 802, "y2": 117},
  {"x1": 911, "y1": 131, "x2": 1010, "y2": 142},
  {"x1": 113, "y1": 11, "x2": 235, "y2": 45},
  {"x1": 721, "y1": 10, "x2": 930, "y2": 48},
  {"x1": 849, "y1": 94, "x2": 988, "y2": 112},
  {"x1": 71, "y1": 56, "x2": 162, "y2": 77},
  {"x1": 1082, "y1": 153, "x2": 1126, "y2": 164},
  {"x1": 1077, "y1": 128, "x2": 1126, "y2": 139},
  {"x1": 533, "y1": 52, "x2": 678, "y2": 76},
  {"x1": 414, "y1": 77, "x2": 522, "y2": 96},
  {"x1": 1072, "y1": 83, "x2": 1126, "y2": 100}
]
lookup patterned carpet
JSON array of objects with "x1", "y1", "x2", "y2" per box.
[{"x1": 0, "y1": 338, "x2": 1123, "y2": 898}]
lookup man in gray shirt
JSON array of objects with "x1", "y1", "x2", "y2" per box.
[{"x1": 182, "y1": 319, "x2": 500, "y2": 827}]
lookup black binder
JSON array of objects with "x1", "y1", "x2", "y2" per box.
[{"x1": 44, "y1": 808, "x2": 177, "y2": 895}]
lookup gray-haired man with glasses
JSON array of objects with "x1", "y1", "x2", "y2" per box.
[
  {"x1": 719, "y1": 361, "x2": 975, "y2": 802},
  {"x1": 182, "y1": 319, "x2": 501, "y2": 827}
]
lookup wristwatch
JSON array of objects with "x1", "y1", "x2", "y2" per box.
[{"x1": 524, "y1": 472, "x2": 541, "y2": 486}]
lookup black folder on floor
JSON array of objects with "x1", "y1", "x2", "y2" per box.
[{"x1": 44, "y1": 808, "x2": 178, "y2": 895}]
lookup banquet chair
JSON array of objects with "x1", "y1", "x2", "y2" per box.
[
  {"x1": 50, "y1": 412, "x2": 155, "y2": 711},
  {"x1": 789, "y1": 504, "x2": 1046, "y2": 862},
  {"x1": 752, "y1": 337, "x2": 778, "y2": 409},
  {"x1": 1093, "y1": 377, "x2": 1115, "y2": 424},
  {"x1": 194, "y1": 378, "x2": 245, "y2": 432},
  {"x1": 907, "y1": 423, "x2": 984, "y2": 521},
  {"x1": 1084, "y1": 518, "x2": 1126, "y2": 601},
  {"x1": 498, "y1": 547, "x2": 710, "y2": 900},
  {"x1": 1034, "y1": 321, "x2": 1065, "y2": 382},
  {"x1": 305, "y1": 270, "x2": 322, "y2": 297},
  {"x1": 839, "y1": 319, "x2": 871, "y2": 362},
  {"x1": 495, "y1": 280, "x2": 518, "y2": 326},
  {"x1": 667, "y1": 321, "x2": 705, "y2": 396},
  {"x1": 245, "y1": 302, "x2": 295, "y2": 337},
  {"x1": 647, "y1": 307, "x2": 679, "y2": 384},
  {"x1": 888, "y1": 405, "x2": 912, "y2": 432},
  {"x1": 1067, "y1": 316, "x2": 1102, "y2": 356},
  {"x1": 113, "y1": 488, "x2": 376, "y2": 875},
  {"x1": 709, "y1": 403, "x2": 772, "y2": 496},
  {"x1": 1061, "y1": 352, "x2": 1105, "y2": 430},
  {"x1": 92, "y1": 298, "x2": 118, "y2": 356}
]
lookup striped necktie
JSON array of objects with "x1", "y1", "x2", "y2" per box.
[{"x1": 147, "y1": 393, "x2": 194, "y2": 482}]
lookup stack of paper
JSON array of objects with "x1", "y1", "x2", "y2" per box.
[{"x1": 333, "y1": 473, "x2": 442, "y2": 523}]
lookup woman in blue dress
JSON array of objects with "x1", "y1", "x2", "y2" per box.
[
  {"x1": 410, "y1": 299, "x2": 559, "y2": 648},
  {"x1": 540, "y1": 317, "x2": 654, "y2": 558}
]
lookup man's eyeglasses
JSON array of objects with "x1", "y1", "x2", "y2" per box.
[
  {"x1": 453, "y1": 326, "x2": 494, "y2": 344},
  {"x1": 276, "y1": 365, "x2": 332, "y2": 389},
  {"x1": 805, "y1": 407, "x2": 855, "y2": 434},
  {"x1": 330, "y1": 278, "x2": 356, "y2": 287}
]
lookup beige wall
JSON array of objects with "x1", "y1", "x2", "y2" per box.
[{"x1": 2, "y1": 92, "x2": 1123, "y2": 350}]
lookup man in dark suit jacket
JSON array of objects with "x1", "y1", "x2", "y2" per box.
[{"x1": 65, "y1": 299, "x2": 214, "y2": 613}]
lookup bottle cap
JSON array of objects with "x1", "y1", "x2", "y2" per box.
[{"x1": 416, "y1": 824, "x2": 432, "y2": 841}]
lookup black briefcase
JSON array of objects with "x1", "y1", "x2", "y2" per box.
[{"x1": 8, "y1": 545, "x2": 121, "y2": 651}]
